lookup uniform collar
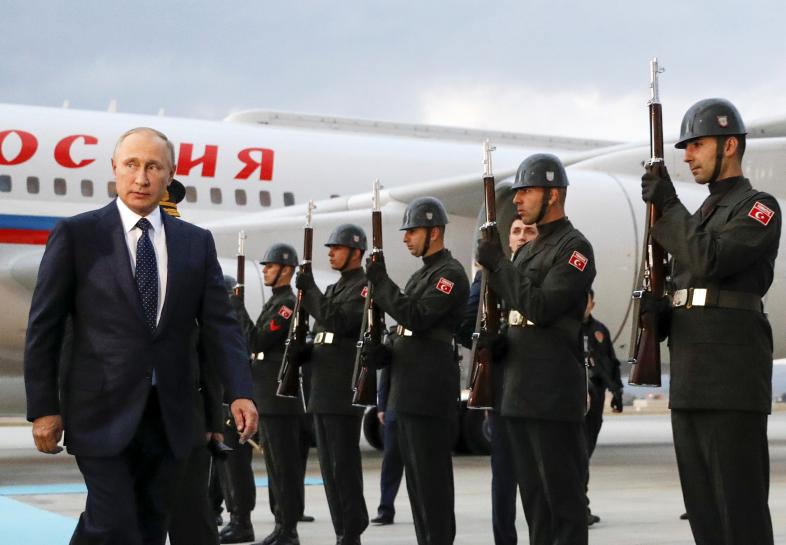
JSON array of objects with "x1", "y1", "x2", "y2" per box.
[
  {"x1": 423, "y1": 248, "x2": 450, "y2": 267},
  {"x1": 115, "y1": 198, "x2": 163, "y2": 234},
  {"x1": 340, "y1": 267, "x2": 364, "y2": 280},
  {"x1": 272, "y1": 285, "x2": 293, "y2": 296}
]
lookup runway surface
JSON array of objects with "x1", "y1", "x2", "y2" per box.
[{"x1": 2, "y1": 411, "x2": 785, "y2": 544}]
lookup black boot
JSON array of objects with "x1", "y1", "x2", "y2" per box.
[
  {"x1": 272, "y1": 528, "x2": 300, "y2": 545},
  {"x1": 219, "y1": 513, "x2": 255, "y2": 543},
  {"x1": 339, "y1": 536, "x2": 360, "y2": 545},
  {"x1": 252, "y1": 524, "x2": 282, "y2": 545}
]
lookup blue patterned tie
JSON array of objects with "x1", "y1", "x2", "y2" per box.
[{"x1": 135, "y1": 218, "x2": 158, "y2": 332}]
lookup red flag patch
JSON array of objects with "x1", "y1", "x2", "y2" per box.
[
  {"x1": 748, "y1": 201, "x2": 774, "y2": 226},
  {"x1": 436, "y1": 277, "x2": 454, "y2": 294},
  {"x1": 360, "y1": 286, "x2": 369, "y2": 298},
  {"x1": 568, "y1": 251, "x2": 588, "y2": 272},
  {"x1": 278, "y1": 305, "x2": 293, "y2": 319}
]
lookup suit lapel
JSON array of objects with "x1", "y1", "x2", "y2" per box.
[
  {"x1": 155, "y1": 210, "x2": 185, "y2": 336},
  {"x1": 98, "y1": 201, "x2": 148, "y2": 326}
]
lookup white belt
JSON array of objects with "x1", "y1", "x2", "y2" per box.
[
  {"x1": 672, "y1": 288, "x2": 707, "y2": 308},
  {"x1": 508, "y1": 310, "x2": 535, "y2": 327},
  {"x1": 313, "y1": 331, "x2": 336, "y2": 344},
  {"x1": 395, "y1": 325, "x2": 413, "y2": 336}
]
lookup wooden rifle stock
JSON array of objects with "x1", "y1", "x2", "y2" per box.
[
  {"x1": 277, "y1": 202, "x2": 315, "y2": 398},
  {"x1": 467, "y1": 141, "x2": 498, "y2": 410},
  {"x1": 629, "y1": 58, "x2": 666, "y2": 387},
  {"x1": 352, "y1": 181, "x2": 383, "y2": 406}
]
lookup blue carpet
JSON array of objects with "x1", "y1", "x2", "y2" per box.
[{"x1": 0, "y1": 496, "x2": 76, "y2": 545}]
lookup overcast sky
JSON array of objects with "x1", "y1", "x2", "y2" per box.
[{"x1": 3, "y1": 1, "x2": 785, "y2": 141}]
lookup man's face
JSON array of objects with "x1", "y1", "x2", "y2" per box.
[
  {"x1": 683, "y1": 136, "x2": 719, "y2": 185},
  {"x1": 512, "y1": 187, "x2": 549, "y2": 225},
  {"x1": 327, "y1": 245, "x2": 352, "y2": 270},
  {"x1": 112, "y1": 131, "x2": 174, "y2": 216},
  {"x1": 262, "y1": 263, "x2": 282, "y2": 286},
  {"x1": 508, "y1": 219, "x2": 538, "y2": 253},
  {"x1": 402, "y1": 227, "x2": 427, "y2": 257}
]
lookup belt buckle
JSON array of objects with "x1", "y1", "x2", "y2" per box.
[
  {"x1": 691, "y1": 288, "x2": 707, "y2": 307},
  {"x1": 672, "y1": 289, "x2": 687, "y2": 308},
  {"x1": 508, "y1": 310, "x2": 523, "y2": 326},
  {"x1": 314, "y1": 332, "x2": 324, "y2": 344},
  {"x1": 324, "y1": 332, "x2": 334, "y2": 344},
  {"x1": 396, "y1": 325, "x2": 413, "y2": 336},
  {"x1": 256, "y1": 352, "x2": 265, "y2": 361}
]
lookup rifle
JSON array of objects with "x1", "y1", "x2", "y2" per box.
[
  {"x1": 628, "y1": 58, "x2": 666, "y2": 387},
  {"x1": 234, "y1": 230, "x2": 246, "y2": 300},
  {"x1": 277, "y1": 200, "x2": 316, "y2": 398},
  {"x1": 352, "y1": 180, "x2": 384, "y2": 407},
  {"x1": 467, "y1": 140, "x2": 499, "y2": 410}
]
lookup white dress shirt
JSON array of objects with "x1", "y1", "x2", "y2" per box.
[{"x1": 116, "y1": 198, "x2": 168, "y2": 325}]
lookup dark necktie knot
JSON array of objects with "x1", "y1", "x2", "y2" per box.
[{"x1": 136, "y1": 218, "x2": 152, "y2": 233}]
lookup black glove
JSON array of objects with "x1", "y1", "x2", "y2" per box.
[
  {"x1": 207, "y1": 439, "x2": 234, "y2": 459},
  {"x1": 641, "y1": 162, "x2": 678, "y2": 210},
  {"x1": 286, "y1": 341, "x2": 313, "y2": 367},
  {"x1": 477, "y1": 332, "x2": 509, "y2": 364},
  {"x1": 610, "y1": 390, "x2": 623, "y2": 413},
  {"x1": 361, "y1": 340, "x2": 392, "y2": 368},
  {"x1": 476, "y1": 225, "x2": 505, "y2": 272},
  {"x1": 638, "y1": 290, "x2": 672, "y2": 341},
  {"x1": 365, "y1": 255, "x2": 387, "y2": 285},
  {"x1": 295, "y1": 270, "x2": 316, "y2": 292}
]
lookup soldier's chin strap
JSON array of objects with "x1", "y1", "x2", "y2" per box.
[
  {"x1": 533, "y1": 189, "x2": 551, "y2": 225},
  {"x1": 707, "y1": 136, "x2": 727, "y2": 184},
  {"x1": 266, "y1": 264, "x2": 283, "y2": 288},
  {"x1": 420, "y1": 227, "x2": 434, "y2": 257},
  {"x1": 338, "y1": 249, "x2": 356, "y2": 271}
]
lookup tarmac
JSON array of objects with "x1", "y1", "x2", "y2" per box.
[{"x1": 1, "y1": 411, "x2": 785, "y2": 545}]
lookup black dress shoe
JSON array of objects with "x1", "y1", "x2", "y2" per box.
[
  {"x1": 252, "y1": 524, "x2": 281, "y2": 545},
  {"x1": 370, "y1": 514, "x2": 393, "y2": 525},
  {"x1": 339, "y1": 536, "x2": 360, "y2": 545},
  {"x1": 680, "y1": 512, "x2": 689, "y2": 520},
  {"x1": 298, "y1": 514, "x2": 315, "y2": 522},
  {"x1": 219, "y1": 514, "x2": 255, "y2": 543},
  {"x1": 587, "y1": 512, "x2": 600, "y2": 526},
  {"x1": 271, "y1": 528, "x2": 300, "y2": 545}
]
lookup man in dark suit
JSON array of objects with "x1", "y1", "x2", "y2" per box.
[{"x1": 24, "y1": 127, "x2": 258, "y2": 545}]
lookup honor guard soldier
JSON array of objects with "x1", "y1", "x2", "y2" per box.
[
  {"x1": 580, "y1": 289, "x2": 623, "y2": 526},
  {"x1": 640, "y1": 98, "x2": 780, "y2": 545},
  {"x1": 476, "y1": 154, "x2": 595, "y2": 545},
  {"x1": 229, "y1": 243, "x2": 304, "y2": 545},
  {"x1": 295, "y1": 224, "x2": 369, "y2": 545},
  {"x1": 365, "y1": 197, "x2": 469, "y2": 545}
]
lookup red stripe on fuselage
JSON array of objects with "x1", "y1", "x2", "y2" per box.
[{"x1": 0, "y1": 229, "x2": 50, "y2": 245}]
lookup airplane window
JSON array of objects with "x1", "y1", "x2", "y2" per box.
[
  {"x1": 107, "y1": 182, "x2": 117, "y2": 198},
  {"x1": 235, "y1": 189, "x2": 247, "y2": 206},
  {"x1": 259, "y1": 190, "x2": 271, "y2": 207},
  {"x1": 210, "y1": 187, "x2": 222, "y2": 204},
  {"x1": 185, "y1": 186, "x2": 197, "y2": 203},
  {"x1": 81, "y1": 179, "x2": 94, "y2": 197},
  {"x1": 283, "y1": 192, "x2": 295, "y2": 206},
  {"x1": 27, "y1": 177, "x2": 39, "y2": 194},
  {"x1": 0, "y1": 175, "x2": 11, "y2": 192},
  {"x1": 54, "y1": 178, "x2": 67, "y2": 196}
]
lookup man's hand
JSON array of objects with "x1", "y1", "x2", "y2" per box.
[
  {"x1": 362, "y1": 340, "x2": 392, "y2": 368},
  {"x1": 365, "y1": 256, "x2": 387, "y2": 285},
  {"x1": 295, "y1": 270, "x2": 316, "y2": 292},
  {"x1": 641, "y1": 162, "x2": 678, "y2": 210},
  {"x1": 377, "y1": 411, "x2": 385, "y2": 425},
  {"x1": 230, "y1": 398, "x2": 258, "y2": 444},
  {"x1": 476, "y1": 226, "x2": 504, "y2": 272},
  {"x1": 611, "y1": 390, "x2": 624, "y2": 413},
  {"x1": 32, "y1": 415, "x2": 64, "y2": 454}
]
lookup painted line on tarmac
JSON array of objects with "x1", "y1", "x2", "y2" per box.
[
  {"x1": 0, "y1": 496, "x2": 75, "y2": 545},
  {"x1": 0, "y1": 476, "x2": 324, "y2": 496}
]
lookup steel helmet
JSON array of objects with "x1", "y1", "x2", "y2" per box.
[
  {"x1": 399, "y1": 197, "x2": 449, "y2": 230},
  {"x1": 675, "y1": 98, "x2": 746, "y2": 149},
  {"x1": 324, "y1": 224, "x2": 367, "y2": 251},
  {"x1": 511, "y1": 154, "x2": 569, "y2": 190},
  {"x1": 260, "y1": 243, "x2": 299, "y2": 267}
]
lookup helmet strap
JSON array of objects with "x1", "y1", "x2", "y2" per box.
[
  {"x1": 420, "y1": 227, "x2": 434, "y2": 257},
  {"x1": 533, "y1": 189, "x2": 551, "y2": 224},
  {"x1": 707, "y1": 136, "x2": 727, "y2": 184},
  {"x1": 339, "y1": 248, "x2": 354, "y2": 271}
]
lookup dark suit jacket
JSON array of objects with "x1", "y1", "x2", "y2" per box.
[{"x1": 24, "y1": 201, "x2": 253, "y2": 459}]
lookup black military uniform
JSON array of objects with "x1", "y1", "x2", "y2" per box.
[
  {"x1": 581, "y1": 303, "x2": 623, "y2": 525},
  {"x1": 229, "y1": 243, "x2": 304, "y2": 545},
  {"x1": 642, "y1": 98, "x2": 780, "y2": 545},
  {"x1": 297, "y1": 224, "x2": 369, "y2": 545},
  {"x1": 366, "y1": 197, "x2": 469, "y2": 545},
  {"x1": 478, "y1": 155, "x2": 595, "y2": 545}
]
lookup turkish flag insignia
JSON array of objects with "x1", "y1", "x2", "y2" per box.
[
  {"x1": 278, "y1": 305, "x2": 293, "y2": 319},
  {"x1": 360, "y1": 286, "x2": 368, "y2": 298},
  {"x1": 436, "y1": 277, "x2": 454, "y2": 294},
  {"x1": 748, "y1": 201, "x2": 774, "y2": 226},
  {"x1": 568, "y1": 251, "x2": 588, "y2": 272}
]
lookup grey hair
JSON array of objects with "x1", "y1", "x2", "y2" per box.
[{"x1": 113, "y1": 127, "x2": 176, "y2": 167}]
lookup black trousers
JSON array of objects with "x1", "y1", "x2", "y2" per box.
[
  {"x1": 259, "y1": 414, "x2": 307, "y2": 531},
  {"x1": 397, "y1": 412, "x2": 456, "y2": 545},
  {"x1": 504, "y1": 416, "x2": 588, "y2": 545},
  {"x1": 672, "y1": 410, "x2": 773, "y2": 545},
  {"x1": 313, "y1": 413, "x2": 369, "y2": 539},
  {"x1": 488, "y1": 411, "x2": 519, "y2": 545},
  {"x1": 169, "y1": 443, "x2": 219, "y2": 545},
  {"x1": 217, "y1": 429, "x2": 255, "y2": 515},
  {"x1": 377, "y1": 415, "x2": 404, "y2": 518},
  {"x1": 583, "y1": 380, "x2": 605, "y2": 513},
  {"x1": 70, "y1": 392, "x2": 186, "y2": 545}
]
